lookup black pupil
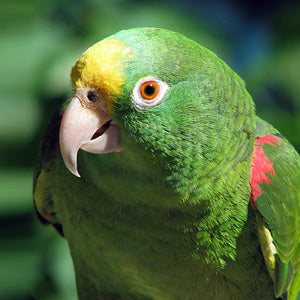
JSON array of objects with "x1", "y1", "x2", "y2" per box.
[
  {"x1": 87, "y1": 91, "x2": 97, "y2": 101},
  {"x1": 144, "y1": 84, "x2": 156, "y2": 97}
]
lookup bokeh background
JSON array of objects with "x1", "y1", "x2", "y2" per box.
[{"x1": 1, "y1": 0, "x2": 300, "y2": 299}]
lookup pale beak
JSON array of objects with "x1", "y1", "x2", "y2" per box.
[{"x1": 59, "y1": 97, "x2": 121, "y2": 177}]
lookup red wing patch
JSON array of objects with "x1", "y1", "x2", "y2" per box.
[{"x1": 250, "y1": 135, "x2": 280, "y2": 208}]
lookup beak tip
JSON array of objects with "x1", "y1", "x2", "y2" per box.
[
  {"x1": 60, "y1": 145, "x2": 81, "y2": 178},
  {"x1": 74, "y1": 171, "x2": 81, "y2": 178},
  {"x1": 70, "y1": 168, "x2": 81, "y2": 178},
  {"x1": 64, "y1": 157, "x2": 81, "y2": 178}
]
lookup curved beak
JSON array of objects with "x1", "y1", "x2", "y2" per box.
[{"x1": 59, "y1": 97, "x2": 121, "y2": 177}]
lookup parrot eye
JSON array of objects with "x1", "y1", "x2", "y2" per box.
[
  {"x1": 132, "y1": 76, "x2": 168, "y2": 110},
  {"x1": 140, "y1": 81, "x2": 159, "y2": 100}
]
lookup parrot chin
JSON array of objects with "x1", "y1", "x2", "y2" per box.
[{"x1": 59, "y1": 97, "x2": 122, "y2": 177}]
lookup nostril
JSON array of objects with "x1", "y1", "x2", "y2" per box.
[
  {"x1": 87, "y1": 91, "x2": 97, "y2": 102},
  {"x1": 91, "y1": 120, "x2": 112, "y2": 140}
]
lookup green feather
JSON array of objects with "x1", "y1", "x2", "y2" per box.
[{"x1": 274, "y1": 256, "x2": 294, "y2": 298}]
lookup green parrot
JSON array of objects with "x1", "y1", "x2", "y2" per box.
[{"x1": 33, "y1": 28, "x2": 300, "y2": 300}]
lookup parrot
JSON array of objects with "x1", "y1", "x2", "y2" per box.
[{"x1": 33, "y1": 27, "x2": 300, "y2": 300}]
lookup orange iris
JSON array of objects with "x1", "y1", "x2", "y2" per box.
[{"x1": 140, "y1": 81, "x2": 159, "y2": 100}]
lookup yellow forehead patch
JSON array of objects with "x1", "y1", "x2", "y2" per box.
[{"x1": 71, "y1": 38, "x2": 134, "y2": 110}]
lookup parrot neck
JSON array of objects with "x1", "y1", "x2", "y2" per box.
[{"x1": 79, "y1": 142, "x2": 252, "y2": 217}]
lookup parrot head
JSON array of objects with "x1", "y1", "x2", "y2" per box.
[{"x1": 60, "y1": 28, "x2": 255, "y2": 196}]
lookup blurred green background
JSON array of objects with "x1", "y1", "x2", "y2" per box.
[{"x1": 1, "y1": 0, "x2": 299, "y2": 299}]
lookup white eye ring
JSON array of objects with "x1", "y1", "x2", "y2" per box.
[{"x1": 131, "y1": 76, "x2": 169, "y2": 110}]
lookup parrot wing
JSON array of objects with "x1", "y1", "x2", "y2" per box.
[
  {"x1": 33, "y1": 110, "x2": 64, "y2": 236},
  {"x1": 251, "y1": 117, "x2": 300, "y2": 299}
]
